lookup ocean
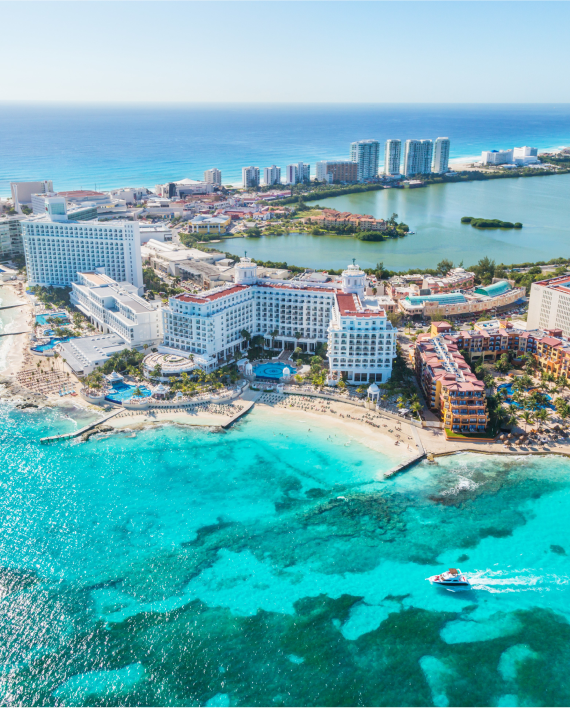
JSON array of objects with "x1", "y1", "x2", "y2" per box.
[
  {"x1": 3, "y1": 402, "x2": 570, "y2": 706},
  {"x1": 1, "y1": 103, "x2": 570, "y2": 195}
]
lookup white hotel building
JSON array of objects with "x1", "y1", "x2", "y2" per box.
[
  {"x1": 158, "y1": 258, "x2": 396, "y2": 383},
  {"x1": 21, "y1": 198, "x2": 143, "y2": 291},
  {"x1": 71, "y1": 270, "x2": 162, "y2": 347}
]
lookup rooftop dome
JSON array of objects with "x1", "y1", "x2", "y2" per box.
[{"x1": 368, "y1": 382, "x2": 380, "y2": 393}]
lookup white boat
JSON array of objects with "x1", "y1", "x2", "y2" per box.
[{"x1": 427, "y1": 568, "x2": 470, "y2": 588}]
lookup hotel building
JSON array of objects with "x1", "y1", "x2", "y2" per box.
[
  {"x1": 157, "y1": 259, "x2": 396, "y2": 383},
  {"x1": 71, "y1": 270, "x2": 162, "y2": 347},
  {"x1": 350, "y1": 140, "x2": 380, "y2": 182},
  {"x1": 528, "y1": 274, "x2": 570, "y2": 338},
  {"x1": 432, "y1": 138, "x2": 450, "y2": 174},
  {"x1": 22, "y1": 200, "x2": 143, "y2": 291},
  {"x1": 414, "y1": 332, "x2": 488, "y2": 433},
  {"x1": 384, "y1": 139, "x2": 402, "y2": 176}
]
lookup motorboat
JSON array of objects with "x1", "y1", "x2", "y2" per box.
[{"x1": 427, "y1": 568, "x2": 470, "y2": 588}]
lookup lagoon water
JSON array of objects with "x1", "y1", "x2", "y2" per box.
[
  {"x1": 222, "y1": 173, "x2": 570, "y2": 271},
  {"x1": 3, "y1": 401, "x2": 570, "y2": 705}
]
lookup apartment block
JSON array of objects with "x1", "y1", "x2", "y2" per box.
[
  {"x1": 350, "y1": 140, "x2": 380, "y2": 181},
  {"x1": 204, "y1": 169, "x2": 222, "y2": 185},
  {"x1": 242, "y1": 166, "x2": 260, "y2": 189},
  {"x1": 315, "y1": 161, "x2": 357, "y2": 183},
  {"x1": 384, "y1": 140, "x2": 401, "y2": 176},
  {"x1": 432, "y1": 138, "x2": 450, "y2": 174}
]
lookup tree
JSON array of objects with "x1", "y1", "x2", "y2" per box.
[
  {"x1": 519, "y1": 410, "x2": 532, "y2": 432},
  {"x1": 535, "y1": 408, "x2": 549, "y2": 432},
  {"x1": 151, "y1": 364, "x2": 162, "y2": 379},
  {"x1": 240, "y1": 329, "x2": 251, "y2": 344},
  {"x1": 495, "y1": 353, "x2": 511, "y2": 373},
  {"x1": 436, "y1": 259, "x2": 454, "y2": 276},
  {"x1": 337, "y1": 379, "x2": 346, "y2": 390},
  {"x1": 387, "y1": 311, "x2": 403, "y2": 328}
]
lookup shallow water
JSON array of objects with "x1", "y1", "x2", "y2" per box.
[{"x1": 2, "y1": 405, "x2": 570, "y2": 706}]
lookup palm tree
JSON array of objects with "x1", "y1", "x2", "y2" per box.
[
  {"x1": 535, "y1": 408, "x2": 549, "y2": 432},
  {"x1": 520, "y1": 410, "x2": 533, "y2": 432}
]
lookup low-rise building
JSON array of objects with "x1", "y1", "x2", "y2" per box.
[
  {"x1": 57, "y1": 332, "x2": 130, "y2": 376},
  {"x1": 71, "y1": 270, "x2": 162, "y2": 346},
  {"x1": 189, "y1": 214, "x2": 231, "y2": 234},
  {"x1": 399, "y1": 280, "x2": 526, "y2": 319}
]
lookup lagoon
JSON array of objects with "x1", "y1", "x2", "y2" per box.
[{"x1": 220, "y1": 173, "x2": 570, "y2": 271}]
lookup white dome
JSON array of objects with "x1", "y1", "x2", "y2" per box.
[
  {"x1": 368, "y1": 382, "x2": 380, "y2": 393},
  {"x1": 282, "y1": 367, "x2": 291, "y2": 376},
  {"x1": 245, "y1": 362, "x2": 253, "y2": 374}
]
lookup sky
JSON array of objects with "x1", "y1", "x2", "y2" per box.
[{"x1": 1, "y1": 1, "x2": 569, "y2": 103}]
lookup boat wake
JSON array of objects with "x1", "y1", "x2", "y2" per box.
[{"x1": 469, "y1": 568, "x2": 570, "y2": 593}]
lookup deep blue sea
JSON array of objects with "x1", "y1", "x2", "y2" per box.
[{"x1": 1, "y1": 103, "x2": 569, "y2": 194}]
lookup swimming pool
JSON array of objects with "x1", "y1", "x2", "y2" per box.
[
  {"x1": 497, "y1": 382, "x2": 553, "y2": 409},
  {"x1": 105, "y1": 382, "x2": 152, "y2": 404},
  {"x1": 254, "y1": 362, "x2": 296, "y2": 380},
  {"x1": 31, "y1": 337, "x2": 73, "y2": 352},
  {"x1": 35, "y1": 312, "x2": 69, "y2": 325}
]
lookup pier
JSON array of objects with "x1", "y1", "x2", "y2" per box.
[
  {"x1": 0, "y1": 303, "x2": 26, "y2": 310},
  {"x1": 40, "y1": 409, "x2": 122, "y2": 443}
]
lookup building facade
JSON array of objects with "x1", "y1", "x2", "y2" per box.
[
  {"x1": 242, "y1": 166, "x2": 260, "y2": 189},
  {"x1": 384, "y1": 139, "x2": 401, "y2": 176},
  {"x1": 0, "y1": 216, "x2": 25, "y2": 260},
  {"x1": 22, "y1": 209, "x2": 143, "y2": 291},
  {"x1": 432, "y1": 137, "x2": 450, "y2": 174},
  {"x1": 204, "y1": 169, "x2": 222, "y2": 185},
  {"x1": 481, "y1": 149, "x2": 514, "y2": 165},
  {"x1": 71, "y1": 270, "x2": 162, "y2": 347},
  {"x1": 403, "y1": 139, "x2": 434, "y2": 176},
  {"x1": 315, "y1": 161, "x2": 358, "y2": 184},
  {"x1": 11, "y1": 180, "x2": 53, "y2": 212},
  {"x1": 350, "y1": 140, "x2": 380, "y2": 182},
  {"x1": 414, "y1": 333, "x2": 488, "y2": 433},
  {"x1": 528, "y1": 274, "x2": 570, "y2": 338},
  {"x1": 285, "y1": 163, "x2": 310, "y2": 185},
  {"x1": 263, "y1": 165, "x2": 281, "y2": 186},
  {"x1": 158, "y1": 259, "x2": 395, "y2": 383}
]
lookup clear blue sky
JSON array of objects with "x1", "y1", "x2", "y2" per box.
[{"x1": 2, "y1": 1, "x2": 569, "y2": 103}]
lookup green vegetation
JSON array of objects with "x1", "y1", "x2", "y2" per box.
[
  {"x1": 29, "y1": 285, "x2": 72, "y2": 309},
  {"x1": 462, "y1": 216, "x2": 523, "y2": 229},
  {"x1": 142, "y1": 267, "x2": 184, "y2": 299}
]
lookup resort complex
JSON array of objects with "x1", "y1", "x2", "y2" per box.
[{"x1": 157, "y1": 257, "x2": 395, "y2": 384}]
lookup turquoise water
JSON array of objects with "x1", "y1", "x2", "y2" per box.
[
  {"x1": 105, "y1": 382, "x2": 152, "y2": 403},
  {"x1": 1, "y1": 103, "x2": 569, "y2": 194},
  {"x1": 222, "y1": 173, "x2": 570, "y2": 271},
  {"x1": 31, "y1": 336, "x2": 74, "y2": 353},
  {"x1": 3, "y1": 402, "x2": 570, "y2": 705},
  {"x1": 35, "y1": 313, "x2": 68, "y2": 326},
  {"x1": 254, "y1": 362, "x2": 296, "y2": 380}
]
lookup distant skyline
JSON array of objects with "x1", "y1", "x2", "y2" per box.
[{"x1": 1, "y1": 1, "x2": 569, "y2": 104}]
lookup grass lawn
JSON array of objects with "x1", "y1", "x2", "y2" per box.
[{"x1": 445, "y1": 427, "x2": 499, "y2": 441}]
